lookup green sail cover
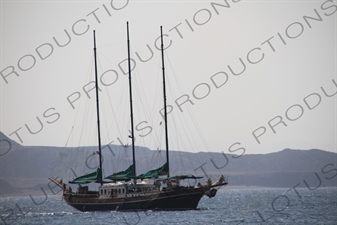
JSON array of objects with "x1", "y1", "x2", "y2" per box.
[
  {"x1": 105, "y1": 164, "x2": 135, "y2": 181},
  {"x1": 158, "y1": 174, "x2": 203, "y2": 181},
  {"x1": 69, "y1": 168, "x2": 101, "y2": 184},
  {"x1": 137, "y1": 163, "x2": 168, "y2": 179}
]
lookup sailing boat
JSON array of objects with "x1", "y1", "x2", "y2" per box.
[{"x1": 50, "y1": 23, "x2": 228, "y2": 212}]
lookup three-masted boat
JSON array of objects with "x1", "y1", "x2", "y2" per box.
[{"x1": 50, "y1": 23, "x2": 228, "y2": 212}]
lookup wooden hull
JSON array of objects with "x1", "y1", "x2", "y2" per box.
[{"x1": 64, "y1": 187, "x2": 207, "y2": 212}]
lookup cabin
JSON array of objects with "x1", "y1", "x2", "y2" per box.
[{"x1": 98, "y1": 181, "x2": 157, "y2": 199}]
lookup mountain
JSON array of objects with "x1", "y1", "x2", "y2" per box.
[
  {"x1": 0, "y1": 132, "x2": 336, "y2": 196},
  {"x1": 0, "y1": 178, "x2": 22, "y2": 197},
  {"x1": 0, "y1": 131, "x2": 22, "y2": 154}
]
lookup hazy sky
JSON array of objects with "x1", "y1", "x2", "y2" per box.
[{"x1": 1, "y1": 0, "x2": 336, "y2": 155}]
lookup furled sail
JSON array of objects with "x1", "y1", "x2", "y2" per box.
[
  {"x1": 136, "y1": 162, "x2": 168, "y2": 179},
  {"x1": 69, "y1": 168, "x2": 102, "y2": 184},
  {"x1": 158, "y1": 174, "x2": 203, "y2": 181},
  {"x1": 105, "y1": 164, "x2": 135, "y2": 181}
]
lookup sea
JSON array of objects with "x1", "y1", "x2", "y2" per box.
[{"x1": 1, "y1": 187, "x2": 336, "y2": 225}]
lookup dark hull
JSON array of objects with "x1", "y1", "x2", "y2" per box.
[{"x1": 64, "y1": 188, "x2": 206, "y2": 212}]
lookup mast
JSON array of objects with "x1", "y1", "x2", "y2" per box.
[
  {"x1": 160, "y1": 26, "x2": 170, "y2": 178},
  {"x1": 93, "y1": 30, "x2": 103, "y2": 185},
  {"x1": 127, "y1": 22, "x2": 136, "y2": 177}
]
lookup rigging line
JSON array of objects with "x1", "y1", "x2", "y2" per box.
[
  {"x1": 97, "y1": 51, "x2": 108, "y2": 139},
  {"x1": 133, "y1": 68, "x2": 150, "y2": 119},
  {"x1": 169, "y1": 108, "x2": 194, "y2": 175},
  {"x1": 165, "y1": 54, "x2": 222, "y2": 175},
  {"x1": 81, "y1": 94, "x2": 95, "y2": 146},
  {"x1": 113, "y1": 47, "x2": 132, "y2": 149},
  {"x1": 52, "y1": 128, "x2": 76, "y2": 177},
  {"x1": 169, "y1": 114, "x2": 185, "y2": 173},
  {"x1": 69, "y1": 55, "x2": 94, "y2": 146},
  {"x1": 130, "y1": 42, "x2": 161, "y2": 68},
  {"x1": 178, "y1": 147, "x2": 188, "y2": 175},
  {"x1": 97, "y1": 51, "x2": 117, "y2": 154},
  {"x1": 164, "y1": 51, "x2": 185, "y2": 102},
  {"x1": 116, "y1": 145, "x2": 131, "y2": 170},
  {"x1": 149, "y1": 80, "x2": 165, "y2": 149},
  {"x1": 164, "y1": 52, "x2": 210, "y2": 152},
  {"x1": 112, "y1": 76, "x2": 132, "y2": 167},
  {"x1": 152, "y1": 65, "x2": 162, "y2": 114},
  {"x1": 178, "y1": 88, "x2": 222, "y2": 174},
  {"x1": 187, "y1": 108, "x2": 223, "y2": 173},
  {"x1": 155, "y1": 120, "x2": 164, "y2": 152},
  {"x1": 55, "y1": 126, "x2": 76, "y2": 177},
  {"x1": 96, "y1": 49, "x2": 121, "y2": 68},
  {"x1": 97, "y1": 41, "x2": 125, "y2": 49},
  {"x1": 110, "y1": 77, "x2": 129, "y2": 141},
  {"x1": 129, "y1": 42, "x2": 164, "y2": 145},
  {"x1": 120, "y1": 77, "x2": 131, "y2": 147},
  {"x1": 111, "y1": 146, "x2": 121, "y2": 173},
  {"x1": 72, "y1": 55, "x2": 95, "y2": 170},
  {"x1": 164, "y1": 54, "x2": 205, "y2": 166},
  {"x1": 146, "y1": 65, "x2": 163, "y2": 148},
  {"x1": 97, "y1": 45, "x2": 129, "y2": 145},
  {"x1": 64, "y1": 126, "x2": 74, "y2": 147},
  {"x1": 105, "y1": 86, "x2": 124, "y2": 139},
  {"x1": 77, "y1": 57, "x2": 95, "y2": 147},
  {"x1": 164, "y1": 53, "x2": 203, "y2": 154},
  {"x1": 128, "y1": 49, "x2": 158, "y2": 152},
  {"x1": 96, "y1": 56, "x2": 119, "y2": 176},
  {"x1": 132, "y1": 68, "x2": 156, "y2": 150},
  {"x1": 166, "y1": 76, "x2": 198, "y2": 153},
  {"x1": 153, "y1": 150, "x2": 164, "y2": 169},
  {"x1": 146, "y1": 142, "x2": 163, "y2": 169}
]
